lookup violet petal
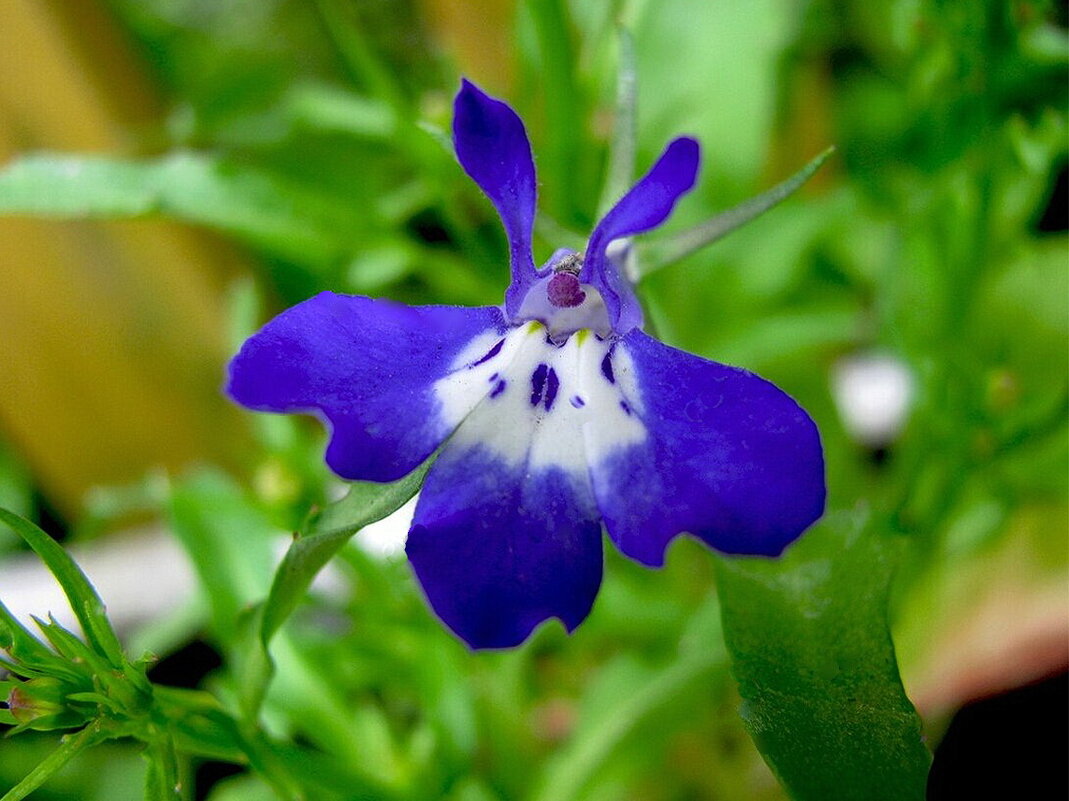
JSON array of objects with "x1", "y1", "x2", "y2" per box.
[
  {"x1": 407, "y1": 448, "x2": 603, "y2": 649},
  {"x1": 589, "y1": 329, "x2": 825, "y2": 564},
  {"x1": 227, "y1": 291, "x2": 506, "y2": 482},
  {"x1": 582, "y1": 137, "x2": 701, "y2": 332},
  {"x1": 453, "y1": 79, "x2": 539, "y2": 318}
]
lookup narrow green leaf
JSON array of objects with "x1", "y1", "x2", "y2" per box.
[
  {"x1": 232, "y1": 604, "x2": 274, "y2": 725},
  {"x1": 285, "y1": 83, "x2": 397, "y2": 139},
  {"x1": 235, "y1": 460, "x2": 431, "y2": 724},
  {"x1": 529, "y1": 0, "x2": 582, "y2": 220},
  {"x1": 165, "y1": 471, "x2": 278, "y2": 644},
  {"x1": 0, "y1": 508, "x2": 124, "y2": 669},
  {"x1": 640, "y1": 146, "x2": 835, "y2": 274},
  {"x1": 140, "y1": 682, "x2": 355, "y2": 800},
  {"x1": 0, "y1": 599, "x2": 73, "y2": 677},
  {"x1": 64, "y1": 691, "x2": 119, "y2": 710},
  {"x1": 0, "y1": 722, "x2": 105, "y2": 801},
  {"x1": 596, "y1": 27, "x2": 638, "y2": 218},
  {"x1": 532, "y1": 633, "x2": 725, "y2": 801},
  {"x1": 0, "y1": 157, "x2": 155, "y2": 215},
  {"x1": 151, "y1": 687, "x2": 248, "y2": 764},
  {"x1": 713, "y1": 512, "x2": 931, "y2": 801},
  {"x1": 313, "y1": 0, "x2": 407, "y2": 113},
  {"x1": 31, "y1": 617, "x2": 108, "y2": 674},
  {"x1": 261, "y1": 460, "x2": 432, "y2": 643},
  {"x1": 0, "y1": 153, "x2": 356, "y2": 265}
]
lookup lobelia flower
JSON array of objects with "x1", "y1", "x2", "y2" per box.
[{"x1": 227, "y1": 80, "x2": 825, "y2": 649}]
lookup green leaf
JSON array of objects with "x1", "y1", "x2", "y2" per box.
[
  {"x1": 313, "y1": 0, "x2": 407, "y2": 113},
  {"x1": 285, "y1": 83, "x2": 398, "y2": 139},
  {"x1": 640, "y1": 146, "x2": 835, "y2": 275},
  {"x1": 532, "y1": 607, "x2": 726, "y2": 801},
  {"x1": 32, "y1": 616, "x2": 109, "y2": 675},
  {"x1": 528, "y1": 0, "x2": 583, "y2": 220},
  {"x1": 713, "y1": 512, "x2": 931, "y2": 801},
  {"x1": 0, "y1": 508, "x2": 125, "y2": 669},
  {"x1": 165, "y1": 472, "x2": 278, "y2": 644},
  {"x1": 0, "y1": 599, "x2": 77, "y2": 679},
  {"x1": 262, "y1": 459, "x2": 431, "y2": 643},
  {"x1": 231, "y1": 605, "x2": 274, "y2": 725},
  {"x1": 0, "y1": 153, "x2": 358, "y2": 265},
  {"x1": 237, "y1": 459, "x2": 431, "y2": 722}
]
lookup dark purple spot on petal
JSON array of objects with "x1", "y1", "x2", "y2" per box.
[
  {"x1": 489, "y1": 372, "x2": 498, "y2": 382},
  {"x1": 547, "y1": 273, "x2": 586, "y2": 308},
  {"x1": 619, "y1": 400, "x2": 631, "y2": 416},
  {"x1": 470, "y1": 338, "x2": 505, "y2": 368},
  {"x1": 601, "y1": 352, "x2": 615, "y2": 384},
  {"x1": 544, "y1": 368, "x2": 560, "y2": 411},
  {"x1": 530, "y1": 363, "x2": 549, "y2": 406},
  {"x1": 490, "y1": 379, "x2": 507, "y2": 398},
  {"x1": 570, "y1": 395, "x2": 585, "y2": 408}
]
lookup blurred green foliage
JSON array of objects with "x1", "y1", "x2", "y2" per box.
[{"x1": 0, "y1": 0, "x2": 1066, "y2": 799}]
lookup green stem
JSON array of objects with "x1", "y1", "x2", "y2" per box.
[
  {"x1": 314, "y1": 0, "x2": 406, "y2": 114},
  {"x1": 596, "y1": 28, "x2": 638, "y2": 218},
  {"x1": 641, "y1": 146, "x2": 836, "y2": 275},
  {"x1": 0, "y1": 723, "x2": 104, "y2": 801},
  {"x1": 143, "y1": 736, "x2": 182, "y2": 801}
]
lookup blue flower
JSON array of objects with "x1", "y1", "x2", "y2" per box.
[{"x1": 228, "y1": 80, "x2": 825, "y2": 649}]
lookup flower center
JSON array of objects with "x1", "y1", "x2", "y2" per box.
[
  {"x1": 547, "y1": 273, "x2": 586, "y2": 308},
  {"x1": 514, "y1": 250, "x2": 612, "y2": 341}
]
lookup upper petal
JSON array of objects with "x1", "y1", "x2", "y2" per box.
[
  {"x1": 581, "y1": 137, "x2": 701, "y2": 333},
  {"x1": 588, "y1": 330, "x2": 825, "y2": 564},
  {"x1": 453, "y1": 79, "x2": 539, "y2": 317},
  {"x1": 227, "y1": 291, "x2": 507, "y2": 482}
]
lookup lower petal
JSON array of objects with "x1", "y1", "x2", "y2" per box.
[
  {"x1": 406, "y1": 445, "x2": 603, "y2": 649},
  {"x1": 589, "y1": 330, "x2": 825, "y2": 564},
  {"x1": 227, "y1": 291, "x2": 507, "y2": 481}
]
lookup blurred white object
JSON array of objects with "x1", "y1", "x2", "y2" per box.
[
  {"x1": 356, "y1": 496, "x2": 417, "y2": 558},
  {"x1": 0, "y1": 529, "x2": 195, "y2": 636},
  {"x1": 0, "y1": 523, "x2": 355, "y2": 639},
  {"x1": 832, "y1": 352, "x2": 915, "y2": 446}
]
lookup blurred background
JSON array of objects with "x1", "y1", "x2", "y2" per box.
[{"x1": 0, "y1": 0, "x2": 1066, "y2": 798}]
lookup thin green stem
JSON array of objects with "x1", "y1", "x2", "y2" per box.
[
  {"x1": 314, "y1": 0, "x2": 406, "y2": 114},
  {"x1": 0, "y1": 723, "x2": 104, "y2": 801},
  {"x1": 143, "y1": 736, "x2": 182, "y2": 801},
  {"x1": 596, "y1": 28, "x2": 638, "y2": 218},
  {"x1": 640, "y1": 146, "x2": 836, "y2": 275}
]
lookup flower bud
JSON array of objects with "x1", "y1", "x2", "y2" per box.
[{"x1": 6, "y1": 677, "x2": 87, "y2": 731}]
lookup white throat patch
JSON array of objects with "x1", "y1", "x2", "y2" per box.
[{"x1": 434, "y1": 322, "x2": 647, "y2": 476}]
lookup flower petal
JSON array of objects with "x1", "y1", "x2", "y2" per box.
[
  {"x1": 581, "y1": 137, "x2": 701, "y2": 332},
  {"x1": 453, "y1": 79, "x2": 539, "y2": 317},
  {"x1": 227, "y1": 291, "x2": 507, "y2": 482},
  {"x1": 588, "y1": 330, "x2": 825, "y2": 565},
  {"x1": 407, "y1": 448, "x2": 603, "y2": 649}
]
